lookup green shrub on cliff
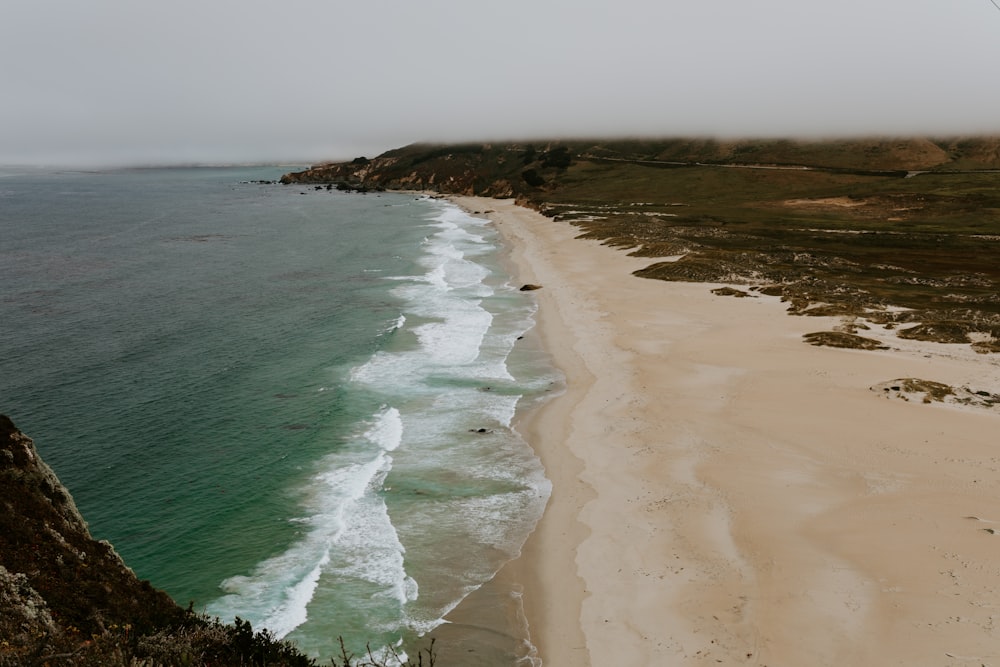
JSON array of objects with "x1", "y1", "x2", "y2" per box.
[
  {"x1": 0, "y1": 610, "x2": 436, "y2": 666},
  {"x1": 521, "y1": 169, "x2": 545, "y2": 187}
]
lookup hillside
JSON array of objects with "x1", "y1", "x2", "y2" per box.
[
  {"x1": 282, "y1": 137, "x2": 1000, "y2": 352},
  {"x1": 280, "y1": 137, "x2": 1000, "y2": 195},
  {"x1": 0, "y1": 416, "x2": 317, "y2": 666}
]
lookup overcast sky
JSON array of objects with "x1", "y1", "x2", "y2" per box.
[{"x1": 3, "y1": 0, "x2": 1000, "y2": 167}]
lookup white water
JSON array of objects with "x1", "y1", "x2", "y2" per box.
[{"x1": 205, "y1": 199, "x2": 553, "y2": 660}]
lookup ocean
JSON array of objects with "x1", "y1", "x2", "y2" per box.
[{"x1": 0, "y1": 166, "x2": 557, "y2": 662}]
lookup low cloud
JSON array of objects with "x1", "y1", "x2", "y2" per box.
[{"x1": 4, "y1": 0, "x2": 1000, "y2": 166}]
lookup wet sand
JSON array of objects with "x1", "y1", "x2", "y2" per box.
[{"x1": 446, "y1": 196, "x2": 1000, "y2": 667}]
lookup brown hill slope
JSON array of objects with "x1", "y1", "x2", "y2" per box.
[
  {"x1": 0, "y1": 416, "x2": 317, "y2": 666},
  {"x1": 0, "y1": 415, "x2": 185, "y2": 640}
]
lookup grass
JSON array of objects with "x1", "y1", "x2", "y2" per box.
[{"x1": 540, "y1": 155, "x2": 1000, "y2": 339}]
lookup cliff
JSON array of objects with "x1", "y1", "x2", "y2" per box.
[
  {"x1": 0, "y1": 416, "x2": 185, "y2": 642},
  {"x1": 279, "y1": 142, "x2": 574, "y2": 198},
  {"x1": 0, "y1": 415, "x2": 315, "y2": 666}
]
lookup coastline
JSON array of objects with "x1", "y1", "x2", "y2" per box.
[{"x1": 445, "y1": 196, "x2": 1000, "y2": 666}]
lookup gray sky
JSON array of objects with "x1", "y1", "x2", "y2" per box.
[{"x1": 3, "y1": 0, "x2": 1000, "y2": 167}]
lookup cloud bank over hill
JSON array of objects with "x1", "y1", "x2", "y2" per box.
[{"x1": 3, "y1": 0, "x2": 1000, "y2": 166}]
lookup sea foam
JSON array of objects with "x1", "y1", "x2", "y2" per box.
[
  {"x1": 207, "y1": 407, "x2": 412, "y2": 639},
  {"x1": 208, "y1": 197, "x2": 552, "y2": 658}
]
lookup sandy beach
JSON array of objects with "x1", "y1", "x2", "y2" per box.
[{"x1": 446, "y1": 196, "x2": 1000, "y2": 667}]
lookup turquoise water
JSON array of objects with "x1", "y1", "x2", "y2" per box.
[{"x1": 0, "y1": 166, "x2": 556, "y2": 660}]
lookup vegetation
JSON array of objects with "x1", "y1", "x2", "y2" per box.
[
  {"x1": 283, "y1": 137, "x2": 1000, "y2": 352},
  {"x1": 872, "y1": 378, "x2": 1000, "y2": 408},
  {"x1": 0, "y1": 613, "x2": 437, "y2": 666},
  {"x1": 521, "y1": 168, "x2": 545, "y2": 187},
  {"x1": 802, "y1": 331, "x2": 888, "y2": 350}
]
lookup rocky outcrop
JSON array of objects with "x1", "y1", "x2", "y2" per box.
[
  {"x1": 280, "y1": 143, "x2": 571, "y2": 198},
  {"x1": 0, "y1": 415, "x2": 186, "y2": 652}
]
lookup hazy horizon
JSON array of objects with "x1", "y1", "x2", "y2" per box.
[{"x1": 4, "y1": 0, "x2": 1000, "y2": 168}]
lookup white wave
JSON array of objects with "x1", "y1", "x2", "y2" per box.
[
  {"x1": 425, "y1": 263, "x2": 448, "y2": 290},
  {"x1": 259, "y1": 551, "x2": 331, "y2": 638},
  {"x1": 411, "y1": 306, "x2": 493, "y2": 366},
  {"x1": 381, "y1": 314, "x2": 405, "y2": 335},
  {"x1": 365, "y1": 406, "x2": 403, "y2": 453},
  {"x1": 206, "y1": 407, "x2": 412, "y2": 639},
  {"x1": 224, "y1": 197, "x2": 553, "y2": 649},
  {"x1": 481, "y1": 393, "x2": 519, "y2": 428}
]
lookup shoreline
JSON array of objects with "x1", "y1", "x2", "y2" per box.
[{"x1": 445, "y1": 196, "x2": 1000, "y2": 666}]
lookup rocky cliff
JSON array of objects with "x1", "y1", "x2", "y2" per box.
[
  {"x1": 279, "y1": 142, "x2": 573, "y2": 198},
  {"x1": 0, "y1": 416, "x2": 316, "y2": 666},
  {"x1": 0, "y1": 416, "x2": 186, "y2": 647}
]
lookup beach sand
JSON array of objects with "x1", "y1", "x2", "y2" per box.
[{"x1": 444, "y1": 196, "x2": 1000, "y2": 667}]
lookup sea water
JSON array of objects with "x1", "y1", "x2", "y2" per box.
[{"x1": 0, "y1": 166, "x2": 557, "y2": 661}]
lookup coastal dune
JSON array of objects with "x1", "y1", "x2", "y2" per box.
[{"x1": 453, "y1": 197, "x2": 1000, "y2": 666}]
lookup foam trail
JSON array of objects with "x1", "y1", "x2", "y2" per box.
[
  {"x1": 332, "y1": 202, "x2": 556, "y2": 641},
  {"x1": 210, "y1": 197, "x2": 554, "y2": 657},
  {"x1": 206, "y1": 407, "x2": 410, "y2": 639},
  {"x1": 261, "y1": 551, "x2": 331, "y2": 638},
  {"x1": 382, "y1": 314, "x2": 406, "y2": 335}
]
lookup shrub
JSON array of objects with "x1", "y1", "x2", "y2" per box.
[
  {"x1": 541, "y1": 147, "x2": 571, "y2": 169},
  {"x1": 522, "y1": 169, "x2": 545, "y2": 187}
]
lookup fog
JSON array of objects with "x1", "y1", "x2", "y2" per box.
[{"x1": 3, "y1": 0, "x2": 1000, "y2": 167}]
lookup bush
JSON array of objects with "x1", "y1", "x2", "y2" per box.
[
  {"x1": 0, "y1": 613, "x2": 437, "y2": 667},
  {"x1": 521, "y1": 169, "x2": 545, "y2": 187},
  {"x1": 541, "y1": 147, "x2": 571, "y2": 169}
]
